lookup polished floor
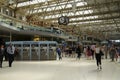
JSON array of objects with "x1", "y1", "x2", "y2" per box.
[{"x1": 0, "y1": 58, "x2": 120, "y2": 80}]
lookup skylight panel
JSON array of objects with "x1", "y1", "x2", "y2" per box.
[
  {"x1": 17, "y1": 0, "x2": 50, "y2": 7},
  {"x1": 43, "y1": 9, "x2": 94, "y2": 19},
  {"x1": 70, "y1": 18, "x2": 83, "y2": 21},
  {"x1": 69, "y1": 20, "x2": 102, "y2": 25},
  {"x1": 76, "y1": 2, "x2": 87, "y2": 6},
  {"x1": 84, "y1": 10, "x2": 93, "y2": 14},
  {"x1": 71, "y1": 18, "x2": 76, "y2": 21},
  {"x1": 35, "y1": 1, "x2": 85, "y2": 11},
  {"x1": 66, "y1": 4, "x2": 72, "y2": 8},
  {"x1": 46, "y1": 8, "x2": 51, "y2": 11},
  {"x1": 75, "y1": 12, "x2": 80, "y2": 15},
  {"x1": 69, "y1": 13, "x2": 74, "y2": 16}
]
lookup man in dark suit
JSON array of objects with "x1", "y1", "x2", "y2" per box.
[{"x1": 0, "y1": 45, "x2": 5, "y2": 68}]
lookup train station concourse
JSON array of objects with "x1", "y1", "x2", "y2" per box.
[{"x1": 0, "y1": 0, "x2": 120, "y2": 80}]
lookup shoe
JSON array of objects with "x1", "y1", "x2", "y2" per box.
[
  {"x1": 111, "y1": 60, "x2": 114, "y2": 62},
  {"x1": 100, "y1": 66, "x2": 102, "y2": 70},
  {"x1": 0, "y1": 65, "x2": 2, "y2": 68},
  {"x1": 9, "y1": 65, "x2": 12, "y2": 67},
  {"x1": 97, "y1": 66, "x2": 99, "y2": 70}
]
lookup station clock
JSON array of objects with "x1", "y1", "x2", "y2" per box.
[{"x1": 58, "y1": 16, "x2": 69, "y2": 25}]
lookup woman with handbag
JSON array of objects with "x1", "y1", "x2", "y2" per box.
[{"x1": 95, "y1": 44, "x2": 102, "y2": 70}]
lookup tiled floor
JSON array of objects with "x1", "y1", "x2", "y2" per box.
[{"x1": 0, "y1": 58, "x2": 120, "y2": 80}]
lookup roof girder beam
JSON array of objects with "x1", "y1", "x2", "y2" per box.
[
  {"x1": 44, "y1": 9, "x2": 120, "y2": 21},
  {"x1": 70, "y1": 15, "x2": 120, "y2": 23},
  {"x1": 28, "y1": 0, "x2": 120, "y2": 16}
]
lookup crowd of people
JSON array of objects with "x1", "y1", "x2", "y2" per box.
[
  {"x1": 56, "y1": 43, "x2": 120, "y2": 70},
  {"x1": 1, "y1": 37, "x2": 120, "y2": 70}
]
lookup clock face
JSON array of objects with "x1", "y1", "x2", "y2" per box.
[
  {"x1": 58, "y1": 16, "x2": 69, "y2": 25},
  {"x1": 59, "y1": 16, "x2": 65, "y2": 23}
]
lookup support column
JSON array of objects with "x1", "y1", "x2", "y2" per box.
[{"x1": 10, "y1": 32, "x2": 12, "y2": 42}]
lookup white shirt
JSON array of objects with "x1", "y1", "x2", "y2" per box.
[
  {"x1": 83, "y1": 48, "x2": 86, "y2": 53},
  {"x1": 91, "y1": 45, "x2": 95, "y2": 50},
  {"x1": 95, "y1": 47, "x2": 100, "y2": 54},
  {"x1": 7, "y1": 46, "x2": 15, "y2": 54}
]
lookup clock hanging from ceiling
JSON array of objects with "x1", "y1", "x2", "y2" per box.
[{"x1": 58, "y1": 16, "x2": 69, "y2": 25}]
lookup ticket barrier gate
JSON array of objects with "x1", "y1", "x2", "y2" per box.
[
  {"x1": 31, "y1": 45, "x2": 39, "y2": 60},
  {"x1": 6, "y1": 41, "x2": 58, "y2": 61},
  {"x1": 23, "y1": 48, "x2": 29, "y2": 60},
  {"x1": 49, "y1": 48, "x2": 56, "y2": 60},
  {"x1": 40, "y1": 48, "x2": 47, "y2": 60},
  {"x1": 49, "y1": 44, "x2": 56, "y2": 60}
]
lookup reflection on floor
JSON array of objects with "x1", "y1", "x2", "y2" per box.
[{"x1": 0, "y1": 58, "x2": 120, "y2": 80}]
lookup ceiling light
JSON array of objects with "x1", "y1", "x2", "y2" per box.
[{"x1": 9, "y1": 0, "x2": 14, "y2": 4}]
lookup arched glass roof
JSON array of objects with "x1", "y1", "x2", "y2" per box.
[{"x1": 0, "y1": 0, "x2": 120, "y2": 39}]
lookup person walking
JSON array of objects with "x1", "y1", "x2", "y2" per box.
[
  {"x1": 95, "y1": 44, "x2": 102, "y2": 70},
  {"x1": 86, "y1": 46, "x2": 92, "y2": 60},
  {"x1": 0, "y1": 45, "x2": 5, "y2": 68},
  {"x1": 110, "y1": 45, "x2": 116, "y2": 62},
  {"x1": 117, "y1": 47, "x2": 120, "y2": 62},
  {"x1": 76, "y1": 45, "x2": 81, "y2": 60},
  {"x1": 56, "y1": 47, "x2": 62, "y2": 60},
  {"x1": 7, "y1": 43, "x2": 15, "y2": 67},
  {"x1": 91, "y1": 45, "x2": 95, "y2": 59}
]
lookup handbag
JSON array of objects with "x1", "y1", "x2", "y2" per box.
[{"x1": 100, "y1": 50, "x2": 104, "y2": 56}]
